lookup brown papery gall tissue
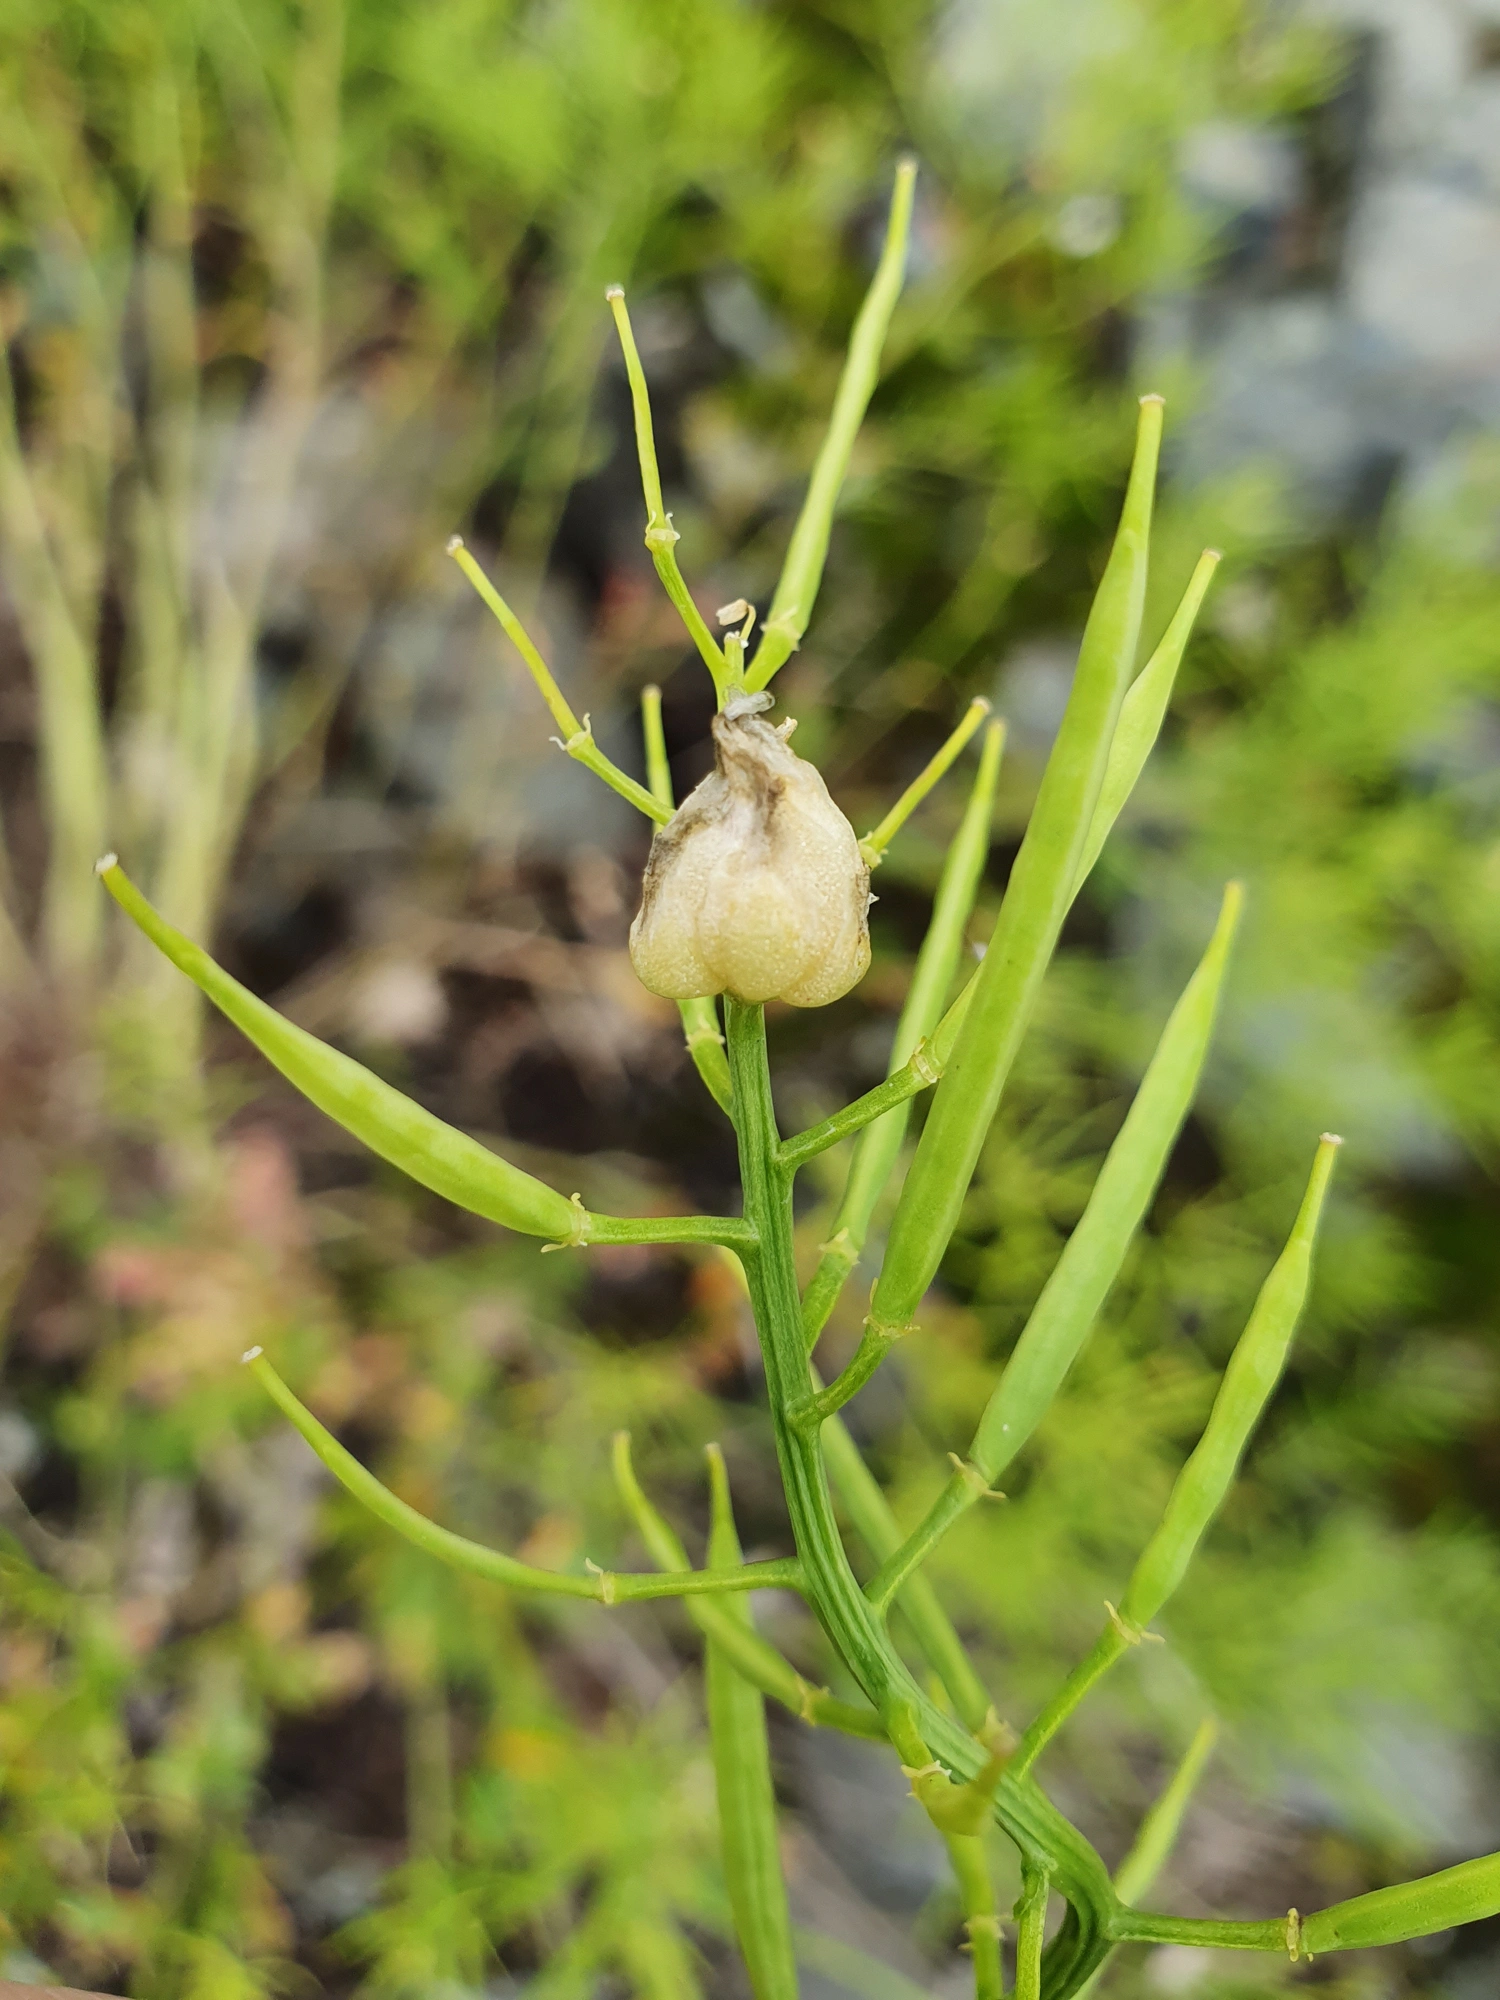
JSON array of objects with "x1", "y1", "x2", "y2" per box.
[{"x1": 630, "y1": 705, "x2": 871, "y2": 1007}]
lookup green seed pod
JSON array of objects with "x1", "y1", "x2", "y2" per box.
[{"x1": 629, "y1": 704, "x2": 871, "y2": 1008}]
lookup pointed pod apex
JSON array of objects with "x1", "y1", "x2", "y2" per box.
[
  {"x1": 1204, "y1": 547, "x2": 1224, "y2": 563},
  {"x1": 95, "y1": 852, "x2": 118, "y2": 876},
  {"x1": 1320, "y1": 1132, "x2": 1345, "y2": 1148},
  {"x1": 445, "y1": 533, "x2": 464, "y2": 555},
  {"x1": 605, "y1": 284, "x2": 624, "y2": 301},
  {"x1": 1139, "y1": 392, "x2": 1166, "y2": 407},
  {"x1": 241, "y1": 1345, "x2": 263, "y2": 1365},
  {"x1": 895, "y1": 153, "x2": 919, "y2": 179}
]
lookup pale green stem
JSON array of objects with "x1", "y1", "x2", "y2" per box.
[
  {"x1": 247, "y1": 1350, "x2": 799, "y2": 1603},
  {"x1": 859, "y1": 697, "x2": 991, "y2": 867},
  {"x1": 608, "y1": 289, "x2": 729, "y2": 696},
  {"x1": 449, "y1": 538, "x2": 670, "y2": 823},
  {"x1": 945, "y1": 1833, "x2": 1003, "y2": 2000},
  {"x1": 722, "y1": 999, "x2": 1122, "y2": 1998}
]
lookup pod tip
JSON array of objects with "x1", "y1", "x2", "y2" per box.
[
  {"x1": 240, "y1": 1345, "x2": 263, "y2": 1365},
  {"x1": 605, "y1": 284, "x2": 624, "y2": 301},
  {"x1": 94, "y1": 852, "x2": 118, "y2": 876},
  {"x1": 445, "y1": 533, "x2": 464, "y2": 555}
]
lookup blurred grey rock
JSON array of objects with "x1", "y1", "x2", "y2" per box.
[
  {"x1": 1346, "y1": 173, "x2": 1500, "y2": 376},
  {"x1": 795, "y1": 1728, "x2": 949, "y2": 1912},
  {"x1": 1160, "y1": 0, "x2": 1500, "y2": 517}
]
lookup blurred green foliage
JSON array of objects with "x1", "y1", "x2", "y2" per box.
[{"x1": 3, "y1": 2, "x2": 1499, "y2": 1999}]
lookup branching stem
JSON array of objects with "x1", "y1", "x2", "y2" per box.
[{"x1": 722, "y1": 998, "x2": 1120, "y2": 1999}]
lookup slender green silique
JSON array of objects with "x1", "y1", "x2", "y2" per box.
[
  {"x1": 871, "y1": 396, "x2": 1165, "y2": 1340},
  {"x1": 246, "y1": 1352, "x2": 800, "y2": 1604},
  {"x1": 745, "y1": 160, "x2": 918, "y2": 692},
  {"x1": 99, "y1": 860, "x2": 752, "y2": 1251},
  {"x1": 704, "y1": 1443, "x2": 799, "y2": 2000},
  {"x1": 1013, "y1": 1135, "x2": 1342, "y2": 1780},
  {"x1": 611, "y1": 1432, "x2": 887, "y2": 1742},
  {"x1": 1071, "y1": 549, "x2": 1221, "y2": 894},
  {"x1": 448, "y1": 537, "x2": 671, "y2": 822},
  {"x1": 859, "y1": 697, "x2": 991, "y2": 867},
  {"x1": 641, "y1": 683, "x2": 734, "y2": 1112},
  {"x1": 609, "y1": 290, "x2": 730, "y2": 697},
  {"x1": 801, "y1": 719, "x2": 1005, "y2": 1346},
  {"x1": 1120, "y1": 1133, "x2": 1342, "y2": 1628},
  {"x1": 1114, "y1": 1852, "x2": 1500, "y2": 1956},
  {"x1": 779, "y1": 1058, "x2": 938, "y2": 1174},
  {"x1": 1298, "y1": 1854, "x2": 1500, "y2": 1953},
  {"x1": 865, "y1": 881, "x2": 1243, "y2": 1615}
]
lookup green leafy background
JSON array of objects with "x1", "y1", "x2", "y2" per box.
[{"x1": 2, "y1": 3, "x2": 1497, "y2": 1997}]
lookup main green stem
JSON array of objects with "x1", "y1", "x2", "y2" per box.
[{"x1": 722, "y1": 1000, "x2": 1118, "y2": 2000}]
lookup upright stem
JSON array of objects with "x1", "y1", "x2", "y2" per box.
[{"x1": 721, "y1": 1001, "x2": 1119, "y2": 1999}]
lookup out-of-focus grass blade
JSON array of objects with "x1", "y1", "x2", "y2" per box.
[
  {"x1": 1115, "y1": 1717, "x2": 1218, "y2": 1907},
  {"x1": 1077, "y1": 1718, "x2": 1220, "y2": 1997},
  {"x1": 704, "y1": 1443, "x2": 798, "y2": 2000}
]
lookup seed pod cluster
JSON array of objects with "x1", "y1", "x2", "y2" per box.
[{"x1": 629, "y1": 707, "x2": 871, "y2": 1008}]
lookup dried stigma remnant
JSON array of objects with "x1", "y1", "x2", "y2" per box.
[{"x1": 630, "y1": 708, "x2": 871, "y2": 1008}]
